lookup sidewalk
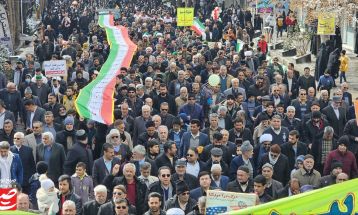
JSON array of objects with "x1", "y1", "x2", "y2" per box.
[{"x1": 268, "y1": 42, "x2": 358, "y2": 99}]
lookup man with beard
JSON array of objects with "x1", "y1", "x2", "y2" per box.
[
  {"x1": 147, "y1": 140, "x2": 160, "y2": 160},
  {"x1": 248, "y1": 76, "x2": 266, "y2": 100},
  {"x1": 144, "y1": 192, "x2": 166, "y2": 215},
  {"x1": 227, "y1": 166, "x2": 254, "y2": 193},
  {"x1": 82, "y1": 185, "x2": 108, "y2": 215},
  {"x1": 281, "y1": 130, "x2": 308, "y2": 170},
  {"x1": 257, "y1": 144, "x2": 290, "y2": 186},
  {"x1": 292, "y1": 154, "x2": 321, "y2": 187},
  {"x1": 253, "y1": 133, "x2": 272, "y2": 166},
  {"x1": 154, "y1": 84, "x2": 177, "y2": 115},
  {"x1": 175, "y1": 87, "x2": 188, "y2": 111},
  {"x1": 159, "y1": 102, "x2": 175, "y2": 129},
  {"x1": 155, "y1": 141, "x2": 178, "y2": 173}
]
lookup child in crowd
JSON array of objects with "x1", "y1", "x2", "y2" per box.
[{"x1": 71, "y1": 162, "x2": 94, "y2": 204}]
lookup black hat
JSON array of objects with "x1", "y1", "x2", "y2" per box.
[
  {"x1": 338, "y1": 135, "x2": 350, "y2": 147},
  {"x1": 36, "y1": 161, "x2": 48, "y2": 174},
  {"x1": 311, "y1": 111, "x2": 321, "y2": 119},
  {"x1": 76, "y1": 129, "x2": 87, "y2": 141},
  {"x1": 176, "y1": 181, "x2": 189, "y2": 195},
  {"x1": 145, "y1": 120, "x2": 155, "y2": 128},
  {"x1": 331, "y1": 161, "x2": 343, "y2": 171}
]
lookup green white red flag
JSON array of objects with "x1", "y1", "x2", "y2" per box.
[
  {"x1": 75, "y1": 13, "x2": 137, "y2": 124},
  {"x1": 191, "y1": 18, "x2": 206, "y2": 41}
]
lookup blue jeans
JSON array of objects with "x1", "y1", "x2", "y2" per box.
[{"x1": 340, "y1": 71, "x2": 347, "y2": 83}]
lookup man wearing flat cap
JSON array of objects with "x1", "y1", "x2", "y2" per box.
[
  {"x1": 204, "y1": 147, "x2": 229, "y2": 176},
  {"x1": 164, "y1": 181, "x2": 197, "y2": 214},
  {"x1": 322, "y1": 95, "x2": 347, "y2": 137},
  {"x1": 172, "y1": 159, "x2": 199, "y2": 190},
  {"x1": 64, "y1": 129, "x2": 94, "y2": 176}
]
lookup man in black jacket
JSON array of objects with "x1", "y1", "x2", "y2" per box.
[
  {"x1": 64, "y1": 129, "x2": 93, "y2": 176},
  {"x1": 103, "y1": 163, "x2": 147, "y2": 214},
  {"x1": 164, "y1": 181, "x2": 197, "y2": 214},
  {"x1": 155, "y1": 141, "x2": 177, "y2": 173},
  {"x1": 281, "y1": 130, "x2": 308, "y2": 170},
  {"x1": 147, "y1": 166, "x2": 176, "y2": 209},
  {"x1": 227, "y1": 166, "x2": 254, "y2": 193},
  {"x1": 57, "y1": 175, "x2": 82, "y2": 215},
  {"x1": 82, "y1": 185, "x2": 108, "y2": 215},
  {"x1": 171, "y1": 160, "x2": 199, "y2": 190}
]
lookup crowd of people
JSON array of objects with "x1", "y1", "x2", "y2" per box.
[{"x1": 0, "y1": 0, "x2": 358, "y2": 214}]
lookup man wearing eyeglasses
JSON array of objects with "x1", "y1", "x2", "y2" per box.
[
  {"x1": 247, "y1": 76, "x2": 266, "y2": 101},
  {"x1": 336, "y1": 172, "x2": 349, "y2": 184},
  {"x1": 258, "y1": 144, "x2": 290, "y2": 186},
  {"x1": 147, "y1": 166, "x2": 176, "y2": 208},
  {"x1": 10, "y1": 132, "x2": 35, "y2": 193},
  {"x1": 165, "y1": 181, "x2": 197, "y2": 214}
]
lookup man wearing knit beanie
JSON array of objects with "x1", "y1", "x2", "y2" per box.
[
  {"x1": 319, "y1": 161, "x2": 343, "y2": 188},
  {"x1": 164, "y1": 181, "x2": 197, "y2": 214},
  {"x1": 63, "y1": 129, "x2": 93, "y2": 176},
  {"x1": 323, "y1": 135, "x2": 358, "y2": 178}
]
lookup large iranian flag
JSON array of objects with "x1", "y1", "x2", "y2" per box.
[
  {"x1": 191, "y1": 18, "x2": 206, "y2": 41},
  {"x1": 75, "y1": 13, "x2": 137, "y2": 124}
]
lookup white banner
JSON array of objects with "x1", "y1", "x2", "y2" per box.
[
  {"x1": 43, "y1": 60, "x2": 67, "y2": 77},
  {"x1": 0, "y1": 5, "x2": 13, "y2": 54}
]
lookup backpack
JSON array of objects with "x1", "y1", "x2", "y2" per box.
[{"x1": 277, "y1": 18, "x2": 284, "y2": 27}]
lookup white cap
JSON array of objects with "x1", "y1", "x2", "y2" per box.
[
  {"x1": 166, "y1": 208, "x2": 185, "y2": 215},
  {"x1": 260, "y1": 133, "x2": 273, "y2": 144}
]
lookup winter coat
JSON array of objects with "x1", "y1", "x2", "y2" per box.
[{"x1": 327, "y1": 48, "x2": 341, "y2": 78}]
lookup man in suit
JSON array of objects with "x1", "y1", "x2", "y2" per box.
[
  {"x1": 179, "y1": 119, "x2": 209, "y2": 158},
  {"x1": 0, "y1": 141, "x2": 23, "y2": 187},
  {"x1": 131, "y1": 145, "x2": 158, "y2": 177},
  {"x1": 133, "y1": 105, "x2": 152, "y2": 146},
  {"x1": 0, "y1": 99, "x2": 16, "y2": 129},
  {"x1": 341, "y1": 83, "x2": 352, "y2": 106},
  {"x1": 24, "y1": 99, "x2": 45, "y2": 130},
  {"x1": 10, "y1": 132, "x2": 36, "y2": 194},
  {"x1": 36, "y1": 131, "x2": 66, "y2": 184},
  {"x1": 190, "y1": 171, "x2": 212, "y2": 201},
  {"x1": 0, "y1": 82, "x2": 22, "y2": 122},
  {"x1": 92, "y1": 143, "x2": 121, "y2": 186},
  {"x1": 43, "y1": 111, "x2": 63, "y2": 138},
  {"x1": 281, "y1": 130, "x2": 308, "y2": 170},
  {"x1": 283, "y1": 68, "x2": 299, "y2": 99},
  {"x1": 24, "y1": 121, "x2": 44, "y2": 161},
  {"x1": 210, "y1": 164, "x2": 229, "y2": 191},
  {"x1": 322, "y1": 96, "x2": 347, "y2": 138},
  {"x1": 224, "y1": 78, "x2": 246, "y2": 101}
]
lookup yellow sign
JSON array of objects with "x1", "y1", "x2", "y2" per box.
[
  {"x1": 317, "y1": 13, "x2": 336, "y2": 35},
  {"x1": 177, "y1": 8, "x2": 194, "y2": 26}
]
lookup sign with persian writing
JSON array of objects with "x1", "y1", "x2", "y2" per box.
[
  {"x1": 205, "y1": 190, "x2": 256, "y2": 215},
  {"x1": 43, "y1": 60, "x2": 67, "y2": 77},
  {"x1": 0, "y1": 5, "x2": 13, "y2": 54}
]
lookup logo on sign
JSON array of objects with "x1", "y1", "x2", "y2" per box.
[{"x1": 0, "y1": 188, "x2": 17, "y2": 210}]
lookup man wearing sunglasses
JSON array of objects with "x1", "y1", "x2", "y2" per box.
[
  {"x1": 165, "y1": 181, "x2": 197, "y2": 214},
  {"x1": 147, "y1": 166, "x2": 176, "y2": 208},
  {"x1": 257, "y1": 144, "x2": 290, "y2": 186}
]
